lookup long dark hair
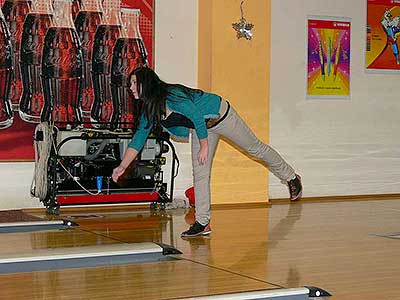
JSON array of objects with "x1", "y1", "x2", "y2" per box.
[{"x1": 128, "y1": 67, "x2": 201, "y2": 128}]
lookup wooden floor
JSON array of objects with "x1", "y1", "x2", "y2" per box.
[{"x1": 0, "y1": 199, "x2": 400, "y2": 299}]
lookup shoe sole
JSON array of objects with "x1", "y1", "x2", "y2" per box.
[
  {"x1": 181, "y1": 230, "x2": 212, "y2": 238},
  {"x1": 291, "y1": 191, "x2": 302, "y2": 201}
]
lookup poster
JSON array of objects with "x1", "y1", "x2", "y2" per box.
[
  {"x1": 122, "y1": 0, "x2": 154, "y2": 68},
  {"x1": 0, "y1": 0, "x2": 154, "y2": 161},
  {"x1": 366, "y1": 0, "x2": 400, "y2": 71},
  {"x1": 307, "y1": 17, "x2": 351, "y2": 98}
]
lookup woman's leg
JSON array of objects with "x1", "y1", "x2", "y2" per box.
[
  {"x1": 211, "y1": 106, "x2": 296, "y2": 182},
  {"x1": 190, "y1": 130, "x2": 220, "y2": 226}
]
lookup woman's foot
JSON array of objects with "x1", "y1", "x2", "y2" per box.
[
  {"x1": 288, "y1": 174, "x2": 302, "y2": 201},
  {"x1": 181, "y1": 221, "x2": 212, "y2": 238}
]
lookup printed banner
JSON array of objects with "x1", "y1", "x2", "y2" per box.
[
  {"x1": 366, "y1": 0, "x2": 400, "y2": 71},
  {"x1": 307, "y1": 17, "x2": 351, "y2": 98},
  {"x1": 0, "y1": 0, "x2": 154, "y2": 161}
]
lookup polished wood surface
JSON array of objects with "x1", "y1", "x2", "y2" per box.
[
  {"x1": 1, "y1": 199, "x2": 400, "y2": 299},
  {"x1": 0, "y1": 228, "x2": 119, "y2": 254},
  {"x1": 0, "y1": 259, "x2": 276, "y2": 300}
]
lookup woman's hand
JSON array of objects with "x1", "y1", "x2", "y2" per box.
[
  {"x1": 197, "y1": 138, "x2": 209, "y2": 165},
  {"x1": 112, "y1": 166, "x2": 126, "y2": 182},
  {"x1": 197, "y1": 147, "x2": 208, "y2": 165},
  {"x1": 112, "y1": 147, "x2": 139, "y2": 182}
]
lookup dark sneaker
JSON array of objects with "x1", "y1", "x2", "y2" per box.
[
  {"x1": 288, "y1": 174, "x2": 302, "y2": 201},
  {"x1": 181, "y1": 221, "x2": 212, "y2": 238}
]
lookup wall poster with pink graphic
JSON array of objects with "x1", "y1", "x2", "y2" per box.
[
  {"x1": 307, "y1": 17, "x2": 351, "y2": 99},
  {"x1": 366, "y1": 0, "x2": 400, "y2": 72}
]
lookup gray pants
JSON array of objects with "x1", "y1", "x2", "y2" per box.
[{"x1": 191, "y1": 104, "x2": 295, "y2": 226}]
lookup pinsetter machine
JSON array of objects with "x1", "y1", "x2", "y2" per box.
[{"x1": 33, "y1": 124, "x2": 176, "y2": 215}]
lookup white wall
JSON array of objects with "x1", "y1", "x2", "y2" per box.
[
  {"x1": 0, "y1": 0, "x2": 198, "y2": 210},
  {"x1": 270, "y1": 0, "x2": 400, "y2": 198},
  {"x1": 0, "y1": 163, "x2": 41, "y2": 209},
  {"x1": 154, "y1": 0, "x2": 198, "y2": 200}
]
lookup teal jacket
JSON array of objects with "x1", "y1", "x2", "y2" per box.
[{"x1": 128, "y1": 87, "x2": 222, "y2": 152}]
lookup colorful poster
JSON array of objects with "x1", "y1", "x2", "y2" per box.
[
  {"x1": 366, "y1": 0, "x2": 400, "y2": 71},
  {"x1": 307, "y1": 17, "x2": 351, "y2": 98}
]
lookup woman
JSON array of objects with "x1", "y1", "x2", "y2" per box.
[{"x1": 112, "y1": 67, "x2": 302, "y2": 238}]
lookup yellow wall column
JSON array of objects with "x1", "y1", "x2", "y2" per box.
[{"x1": 199, "y1": 0, "x2": 271, "y2": 204}]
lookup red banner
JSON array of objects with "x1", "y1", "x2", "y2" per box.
[{"x1": 0, "y1": 0, "x2": 154, "y2": 161}]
